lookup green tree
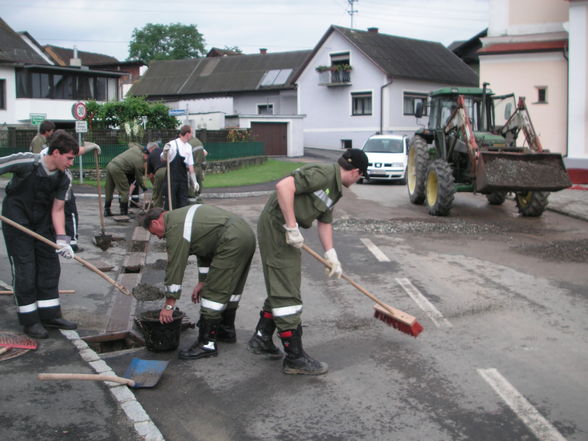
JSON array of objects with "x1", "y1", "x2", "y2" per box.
[
  {"x1": 84, "y1": 96, "x2": 178, "y2": 134},
  {"x1": 128, "y1": 23, "x2": 206, "y2": 63}
]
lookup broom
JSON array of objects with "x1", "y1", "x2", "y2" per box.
[{"x1": 302, "y1": 244, "x2": 423, "y2": 337}]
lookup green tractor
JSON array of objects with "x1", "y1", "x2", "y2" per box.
[{"x1": 407, "y1": 84, "x2": 571, "y2": 217}]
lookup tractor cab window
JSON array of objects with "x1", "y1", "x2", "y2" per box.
[{"x1": 492, "y1": 94, "x2": 516, "y2": 131}]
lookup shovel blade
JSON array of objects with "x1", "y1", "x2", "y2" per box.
[
  {"x1": 123, "y1": 358, "x2": 169, "y2": 388},
  {"x1": 93, "y1": 234, "x2": 113, "y2": 251},
  {"x1": 476, "y1": 151, "x2": 571, "y2": 193}
]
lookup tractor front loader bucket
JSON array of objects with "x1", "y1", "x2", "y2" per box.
[{"x1": 475, "y1": 151, "x2": 571, "y2": 193}]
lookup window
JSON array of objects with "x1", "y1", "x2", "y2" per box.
[
  {"x1": 403, "y1": 92, "x2": 428, "y2": 116},
  {"x1": 0, "y1": 79, "x2": 5, "y2": 110},
  {"x1": 257, "y1": 104, "x2": 274, "y2": 115},
  {"x1": 15, "y1": 69, "x2": 118, "y2": 101},
  {"x1": 341, "y1": 139, "x2": 352, "y2": 149},
  {"x1": 352, "y1": 92, "x2": 372, "y2": 116},
  {"x1": 536, "y1": 86, "x2": 547, "y2": 104}
]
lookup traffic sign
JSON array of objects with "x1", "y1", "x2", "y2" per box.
[
  {"x1": 30, "y1": 113, "x2": 46, "y2": 125},
  {"x1": 168, "y1": 109, "x2": 186, "y2": 116},
  {"x1": 75, "y1": 120, "x2": 88, "y2": 133},
  {"x1": 72, "y1": 102, "x2": 87, "y2": 120}
]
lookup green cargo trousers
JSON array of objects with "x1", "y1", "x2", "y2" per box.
[
  {"x1": 257, "y1": 208, "x2": 303, "y2": 332},
  {"x1": 152, "y1": 167, "x2": 166, "y2": 208},
  {"x1": 105, "y1": 162, "x2": 131, "y2": 204},
  {"x1": 199, "y1": 217, "x2": 256, "y2": 320}
]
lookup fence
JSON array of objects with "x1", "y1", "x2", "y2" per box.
[{"x1": 0, "y1": 128, "x2": 261, "y2": 169}]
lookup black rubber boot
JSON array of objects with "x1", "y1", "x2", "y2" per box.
[
  {"x1": 24, "y1": 322, "x2": 49, "y2": 339},
  {"x1": 279, "y1": 325, "x2": 328, "y2": 375},
  {"x1": 217, "y1": 308, "x2": 237, "y2": 343},
  {"x1": 104, "y1": 200, "x2": 112, "y2": 217},
  {"x1": 178, "y1": 317, "x2": 220, "y2": 360},
  {"x1": 247, "y1": 311, "x2": 283, "y2": 359},
  {"x1": 119, "y1": 201, "x2": 128, "y2": 216}
]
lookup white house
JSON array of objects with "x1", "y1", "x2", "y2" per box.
[{"x1": 293, "y1": 26, "x2": 479, "y2": 150}]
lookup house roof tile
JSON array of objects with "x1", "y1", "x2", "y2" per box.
[
  {"x1": 129, "y1": 50, "x2": 312, "y2": 98},
  {"x1": 44, "y1": 45, "x2": 119, "y2": 66},
  {"x1": 0, "y1": 18, "x2": 49, "y2": 65}
]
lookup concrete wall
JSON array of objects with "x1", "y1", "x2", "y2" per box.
[
  {"x1": 480, "y1": 51, "x2": 568, "y2": 154},
  {"x1": 489, "y1": 0, "x2": 568, "y2": 36},
  {"x1": 234, "y1": 90, "x2": 297, "y2": 116},
  {"x1": 238, "y1": 115, "x2": 305, "y2": 157}
]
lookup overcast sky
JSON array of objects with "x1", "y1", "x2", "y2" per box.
[{"x1": 1, "y1": 0, "x2": 489, "y2": 61}]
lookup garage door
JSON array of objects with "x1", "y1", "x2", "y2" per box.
[{"x1": 251, "y1": 122, "x2": 287, "y2": 156}]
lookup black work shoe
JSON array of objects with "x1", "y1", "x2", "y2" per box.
[
  {"x1": 247, "y1": 332, "x2": 283, "y2": 359},
  {"x1": 178, "y1": 340, "x2": 218, "y2": 360},
  {"x1": 42, "y1": 317, "x2": 78, "y2": 330},
  {"x1": 283, "y1": 354, "x2": 328, "y2": 375},
  {"x1": 24, "y1": 323, "x2": 49, "y2": 339}
]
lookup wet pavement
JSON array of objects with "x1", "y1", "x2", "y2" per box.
[{"x1": 0, "y1": 148, "x2": 586, "y2": 441}]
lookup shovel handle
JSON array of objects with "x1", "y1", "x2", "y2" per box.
[
  {"x1": 301, "y1": 244, "x2": 416, "y2": 323},
  {"x1": 94, "y1": 149, "x2": 106, "y2": 234},
  {"x1": 38, "y1": 373, "x2": 135, "y2": 387},
  {"x1": 0, "y1": 215, "x2": 132, "y2": 297}
]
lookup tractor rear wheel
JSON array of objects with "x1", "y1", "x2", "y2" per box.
[
  {"x1": 407, "y1": 136, "x2": 429, "y2": 204},
  {"x1": 515, "y1": 191, "x2": 549, "y2": 217},
  {"x1": 425, "y1": 159, "x2": 455, "y2": 216},
  {"x1": 486, "y1": 192, "x2": 507, "y2": 205}
]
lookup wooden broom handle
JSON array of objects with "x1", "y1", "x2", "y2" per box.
[
  {"x1": 0, "y1": 215, "x2": 131, "y2": 297},
  {"x1": 94, "y1": 149, "x2": 106, "y2": 233},
  {"x1": 301, "y1": 244, "x2": 416, "y2": 323},
  {"x1": 38, "y1": 373, "x2": 135, "y2": 387}
]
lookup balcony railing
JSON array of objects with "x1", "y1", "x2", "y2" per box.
[{"x1": 318, "y1": 69, "x2": 352, "y2": 87}]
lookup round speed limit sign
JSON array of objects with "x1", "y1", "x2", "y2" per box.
[{"x1": 72, "y1": 102, "x2": 87, "y2": 120}]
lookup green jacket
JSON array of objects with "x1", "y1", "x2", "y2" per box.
[
  {"x1": 110, "y1": 144, "x2": 146, "y2": 188},
  {"x1": 29, "y1": 134, "x2": 47, "y2": 154},
  {"x1": 264, "y1": 163, "x2": 343, "y2": 228},
  {"x1": 163, "y1": 204, "x2": 241, "y2": 299}
]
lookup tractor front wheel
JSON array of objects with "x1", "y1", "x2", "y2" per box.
[
  {"x1": 515, "y1": 191, "x2": 549, "y2": 217},
  {"x1": 407, "y1": 136, "x2": 429, "y2": 204},
  {"x1": 425, "y1": 160, "x2": 455, "y2": 216}
]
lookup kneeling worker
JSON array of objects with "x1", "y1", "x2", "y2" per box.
[{"x1": 140, "y1": 205, "x2": 256, "y2": 360}]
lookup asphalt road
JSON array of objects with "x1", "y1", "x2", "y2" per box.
[{"x1": 1, "y1": 178, "x2": 587, "y2": 441}]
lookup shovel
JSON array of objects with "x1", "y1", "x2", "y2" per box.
[
  {"x1": 38, "y1": 358, "x2": 169, "y2": 389},
  {"x1": 0, "y1": 214, "x2": 131, "y2": 297},
  {"x1": 92, "y1": 148, "x2": 113, "y2": 250}
]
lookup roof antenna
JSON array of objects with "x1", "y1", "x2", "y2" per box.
[{"x1": 347, "y1": 0, "x2": 358, "y2": 29}]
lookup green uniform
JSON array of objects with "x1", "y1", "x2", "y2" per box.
[
  {"x1": 30, "y1": 134, "x2": 47, "y2": 154},
  {"x1": 105, "y1": 144, "x2": 146, "y2": 204},
  {"x1": 163, "y1": 204, "x2": 256, "y2": 320},
  {"x1": 258, "y1": 163, "x2": 343, "y2": 331},
  {"x1": 189, "y1": 137, "x2": 206, "y2": 199}
]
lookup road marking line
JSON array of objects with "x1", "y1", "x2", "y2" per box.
[
  {"x1": 395, "y1": 277, "x2": 452, "y2": 328},
  {"x1": 360, "y1": 238, "x2": 390, "y2": 262},
  {"x1": 478, "y1": 368, "x2": 567, "y2": 441}
]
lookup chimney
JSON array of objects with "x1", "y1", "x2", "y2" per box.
[
  {"x1": 69, "y1": 45, "x2": 82, "y2": 67},
  {"x1": 367, "y1": 27, "x2": 379, "y2": 34},
  {"x1": 259, "y1": 48, "x2": 267, "y2": 55}
]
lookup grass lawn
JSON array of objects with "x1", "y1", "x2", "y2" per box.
[{"x1": 67, "y1": 159, "x2": 305, "y2": 188}]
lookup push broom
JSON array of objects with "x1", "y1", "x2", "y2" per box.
[{"x1": 302, "y1": 244, "x2": 423, "y2": 337}]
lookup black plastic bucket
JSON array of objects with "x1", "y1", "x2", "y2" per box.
[{"x1": 137, "y1": 309, "x2": 185, "y2": 352}]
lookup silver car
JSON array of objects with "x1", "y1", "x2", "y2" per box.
[{"x1": 360, "y1": 134, "x2": 409, "y2": 184}]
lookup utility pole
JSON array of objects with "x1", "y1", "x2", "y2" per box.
[{"x1": 347, "y1": 0, "x2": 358, "y2": 29}]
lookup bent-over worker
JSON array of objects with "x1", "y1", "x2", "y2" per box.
[
  {"x1": 141, "y1": 204, "x2": 256, "y2": 360},
  {"x1": 248, "y1": 148, "x2": 368, "y2": 375}
]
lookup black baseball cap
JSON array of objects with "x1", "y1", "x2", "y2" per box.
[{"x1": 340, "y1": 148, "x2": 369, "y2": 176}]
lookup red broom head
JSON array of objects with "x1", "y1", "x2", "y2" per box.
[{"x1": 373, "y1": 307, "x2": 423, "y2": 338}]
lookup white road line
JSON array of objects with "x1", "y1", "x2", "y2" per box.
[
  {"x1": 478, "y1": 368, "x2": 567, "y2": 441},
  {"x1": 395, "y1": 277, "x2": 453, "y2": 328},
  {"x1": 360, "y1": 238, "x2": 390, "y2": 262},
  {"x1": 0, "y1": 279, "x2": 12, "y2": 290}
]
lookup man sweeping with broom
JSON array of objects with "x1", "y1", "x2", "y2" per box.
[{"x1": 247, "y1": 148, "x2": 368, "y2": 375}]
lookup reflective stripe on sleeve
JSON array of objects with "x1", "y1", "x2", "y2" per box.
[
  {"x1": 272, "y1": 304, "x2": 303, "y2": 317},
  {"x1": 313, "y1": 189, "x2": 334, "y2": 209},
  {"x1": 201, "y1": 298, "x2": 226, "y2": 311},
  {"x1": 198, "y1": 267, "x2": 209, "y2": 274},
  {"x1": 166, "y1": 284, "x2": 182, "y2": 293},
  {"x1": 182, "y1": 204, "x2": 202, "y2": 241},
  {"x1": 229, "y1": 294, "x2": 241, "y2": 303},
  {"x1": 37, "y1": 298, "x2": 60, "y2": 308}
]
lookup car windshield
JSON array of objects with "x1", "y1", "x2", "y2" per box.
[{"x1": 363, "y1": 138, "x2": 404, "y2": 153}]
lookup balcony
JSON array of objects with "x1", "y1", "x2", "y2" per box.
[{"x1": 316, "y1": 66, "x2": 352, "y2": 87}]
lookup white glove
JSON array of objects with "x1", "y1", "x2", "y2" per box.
[
  {"x1": 324, "y1": 248, "x2": 342, "y2": 278},
  {"x1": 163, "y1": 144, "x2": 171, "y2": 152},
  {"x1": 55, "y1": 235, "x2": 75, "y2": 260},
  {"x1": 283, "y1": 224, "x2": 304, "y2": 248},
  {"x1": 190, "y1": 173, "x2": 200, "y2": 193},
  {"x1": 83, "y1": 142, "x2": 101, "y2": 155}
]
